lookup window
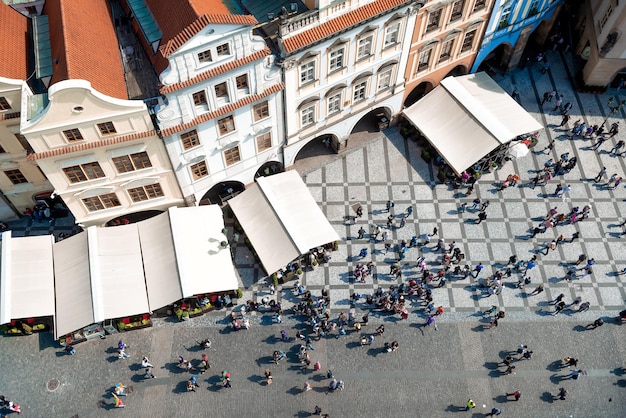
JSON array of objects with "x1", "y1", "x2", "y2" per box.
[
  {"x1": 461, "y1": 30, "x2": 476, "y2": 52},
  {"x1": 600, "y1": 4, "x2": 614, "y2": 30},
  {"x1": 439, "y1": 39, "x2": 455, "y2": 62},
  {"x1": 450, "y1": 0, "x2": 465, "y2": 21},
  {"x1": 190, "y1": 160, "x2": 209, "y2": 180},
  {"x1": 217, "y1": 115, "x2": 235, "y2": 135},
  {"x1": 0, "y1": 97, "x2": 10, "y2": 111},
  {"x1": 357, "y1": 36, "x2": 373, "y2": 60},
  {"x1": 198, "y1": 49, "x2": 212, "y2": 63},
  {"x1": 377, "y1": 69, "x2": 393, "y2": 91},
  {"x1": 112, "y1": 151, "x2": 152, "y2": 173},
  {"x1": 418, "y1": 49, "x2": 432, "y2": 71},
  {"x1": 353, "y1": 80, "x2": 367, "y2": 102},
  {"x1": 180, "y1": 130, "x2": 200, "y2": 150},
  {"x1": 384, "y1": 22, "x2": 400, "y2": 47},
  {"x1": 256, "y1": 132, "x2": 272, "y2": 152},
  {"x1": 63, "y1": 128, "x2": 84, "y2": 142},
  {"x1": 193, "y1": 91, "x2": 207, "y2": 106},
  {"x1": 216, "y1": 43, "x2": 230, "y2": 56},
  {"x1": 127, "y1": 183, "x2": 164, "y2": 202},
  {"x1": 427, "y1": 9, "x2": 442, "y2": 32},
  {"x1": 4, "y1": 169, "x2": 27, "y2": 184},
  {"x1": 528, "y1": 0, "x2": 540, "y2": 16},
  {"x1": 0, "y1": 145, "x2": 5, "y2": 153},
  {"x1": 253, "y1": 101, "x2": 270, "y2": 121},
  {"x1": 236, "y1": 74, "x2": 249, "y2": 93},
  {"x1": 63, "y1": 162, "x2": 105, "y2": 183},
  {"x1": 82, "y1": 193, "x2": 121, "y2": 211},
  {"x1": 224, "y1": 146, "x2": 241, "y2": 166},
  {"x1": 498, "y1": 5, "x2": 511, "y2": 30},
  {"x1": 214, "y1": 82, "x2": 229, "y2": 103},
  {"x1": 327, "y1": 93, "x2": 342, "y2": 114},
  {"x1": 473, "y1": 0, "x2": 486, "y2": 12},
  {"x1": 301, "y1": 106, "x2": 315, "y2": 127},
  {"x1": 329, "y1": 48, "x2": 345, "y2": 72},
  {"x1": 300, "y1": 61, "x2": 315, "y2": 85},
  {"x1": 97, "y1": 122, "x2": 116, "y2": 136}
]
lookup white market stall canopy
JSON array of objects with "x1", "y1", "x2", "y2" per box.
[
  {"x1": 402, "y1": 72, "x2": 543, "y2": 175},
  {"x1": 0, "y1": 206, "x2": 239, "y2": 339},
  {"x1": 229, "y1": 170, "x2": 340, "y2": 274}
]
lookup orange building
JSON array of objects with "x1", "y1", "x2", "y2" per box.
[{"x1": 403, "y1": 0, "x2": 494, "y2": 107}]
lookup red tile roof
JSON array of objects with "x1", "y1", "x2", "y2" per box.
[
  {"x1": 144, "y1": 0, "x2": 257, "y2": 74},
  {"x1": 160, "y1": 47, "x2": 271, "y2": 94},
  {"x1": 0, "y1": 3, "x2": 29, "y2": 80},
  {"x1": 27, "y1": 130, "x2": 158, "y2": 160},
  {"x1": 283, "y1": 0, "x2": 409, "y2": 53},
  {"x1": 161, "y1": 82, "x2": 284, "y2": 136},
  {"x1": 44, "y1": 0, "x2": 129, "y2": 100}
]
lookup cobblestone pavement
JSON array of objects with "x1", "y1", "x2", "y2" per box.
[{"x1": 1, "y1": 49, "x2": 625, "y2": 417}]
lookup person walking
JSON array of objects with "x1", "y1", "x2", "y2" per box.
[
  {"x1": 357, "y1": 227, "x2": 366, "y2": 239},
  {"x1": 506, "y1": 390, "x2": 522, "y2": 401},
  {"x1": 594, "y1": 167, "x2": 607, "y2": 182},
  {"x1": 543, "y1": 240, "x2": 557, "y2": 255},
  {"x1": 559, "y1": 114, "x2": 571, "y2": 127},
  {"x1": 523, "y1": 260, "x2": 537, "y2": 274},
  {"x1": 487, "y1": 407, "x2": 502, "y2": 416},
  {"x1": 472, "y1": 263, "x2": 484, "y2": 278},
  {"x1": 466, "y1": 399, "x2": 476, "y2": 411},
  {"x1": 552, "y1": 301, "x2": 566, "y2": 315},
  {"x1": 550, "y1": 293, "x2": 565, "y2": 304},
  {"x1": 577, "y1": 301, "x2": 590, "y2": 312},
  {"x1": 587, "y1": 318, "x2": 604, "y2": 329},
  {"x1": 480, "y1": 200, "x2": 490, "y2": 212},
  {"x1": 529, "y1": 284, "x2": 544, "y2": 295},
  {"x1": 477, "y1": 211, "x2": 487, "y2": 224},
  {"x1": 555, "y1": 387, "x2": 568, "y2": 400},
  {"x1": 610, "y1": 139, "x2": 625, "y2": 155}
]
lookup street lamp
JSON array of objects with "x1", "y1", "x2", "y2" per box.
[{"x1": 601, "y1": 97, "x2": 626, "y2": 128}]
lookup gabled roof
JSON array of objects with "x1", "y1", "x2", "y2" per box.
[
  {"x1": 0, "y1": 3, "x2": 29, "y2": 80},
  {"x1": 44, "y1": 0, "x2": 128, "y2": 99},
  {"x1": 144, "y1": 0, "x2": 257, "y2": 73},
  {"x1": 282, "y1": 0, "x2": 409, "y2": 54},
  {"x1": 160, "y1": 47, "x2": 270, "y2": 94}
]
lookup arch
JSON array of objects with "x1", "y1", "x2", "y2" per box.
[
  {"x1": 254, "y1": 161, "x2": 285, "y2": 180},
  {"x1": 198, "y1": 181, "x2": 246, "y2": 206},
  {"x1": 404, "y1": 81, "x2": 434, "y2": 108},
  {"x1": 292, "y1": 133, "x2": 340, "y2": 165},
  {"x1": 106, "y1": 210, "x2": 163, "y2": 226},
  {"x1": 350, "y1": 106, "x2": 392, "y2": 135},
  {"x1": 474, "y1": 42, "x2": 514, "y2": 75},
  {"x1": 443, "y1": 64, "x2": 467, "y2": 79}
]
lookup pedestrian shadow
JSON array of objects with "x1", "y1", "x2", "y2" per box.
[
  {"x1": 172, "y1": 380, "x2": 190, "y2": 394},
  {"x1": 444, "y1": 404, "x2": 470, "y2": 413},
  {"x1": 366, "y1": 347, "x2": 381, "y2": 357},
  {"x1": 471, "y1": 324, "x2": 488, "y2": 333},
  {"x1": 106, "y1": 355, "x2": 121, "y2": 363},
  {"x1": 611, "y1": 367, "x2": 626, "y2": 377},
  {"x1": 345, "y1": 341, "x2": 361, "y2": 349},
  {"x1": 294, "y1": 411, "x2": 314, "y2": 418},
  {"x1": 549, "y1": 373, "x2": 567, "y2": 384},
  {"x1": 493, "y1": 394, "x2": 508, "y2": 404},
  {"x1": 128, "y1": 362, "x2": 143, "y2": 372},
  {"x1": 206, "y1": 375, "x2": 223, "y2": 392},
  {"x1": 488, "y1": 369, "x2": 504, "y2": 378},
  {"x1": 287, "y1": 386, "x2": 303, "y2": 396},
  {"x1": 255, "y1": 355, "x2": 275, "y2": 366},
  {"x1": 312, "y1": 386, "x2": 327, "y2": 393},
  {"x1": 546, "y1": 360, "x2": 564, "y2": 372},
  {"x1": 164, "y1": 362, "x2": 187, "y2": 374},
  {"x1": 572, "y1": 324, "x2": 588, "y2": 332},
  {"x1": 218, "y1": 326, "x2": 234, "y2": 335},
  {"x1": 484, "y1": 361, "x2": 500, "y2": 370},
  {"x1": 540, "y1": 391, "x2": 555, "y2": 403},
  {"x1": 615, "y1": 379, "x2": 626, "y2": 388},
  {"x1": 247, "y1": 374, "x2": 264, "y2": 385}
]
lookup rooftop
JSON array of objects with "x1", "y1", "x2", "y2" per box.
[{"x1": 0, "y1": 2, "x2": 30, "y2": 80}]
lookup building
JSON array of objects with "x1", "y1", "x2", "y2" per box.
[
  {"x1": 574, "y1": 0, "x2": 626, "y2": 88},
  {"x1": 19, "y1": 0, "x2": 183, "y2": 227},
  {"x1": 124, "y1": 0, "x2": 286, "y2": 206},
  {"x1": 0, "y1": 3, "x2": 52, "y2": 221},
  {"x1": 404, "y1": 0, "x2": 494, "y2": 107},
  {"x1": 471, "y1": 0, "x2": 562, "y2": 73},
  {"x1": 253, "y1": 0, "x2": 423, "y2": 167},
  {"x1": 2, "y1": 0, "x2": 45, "y2": 17}
]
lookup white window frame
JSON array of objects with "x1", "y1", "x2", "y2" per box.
[
  {"x1": 384, "y1": 22, "x2": 401, "y2": 48},
  {"x1": 357, "y1": 35, "x2": 373, "y2": 61},
  {"x1": 328, "y1": 48, "x2": 345, "y2": 73},
  {"x1": 353, "y1": 80, "x2": 368, "y2": 102},
  {"x1": 450, "y1": 0, "x2": 465, "y2": 21},
  {"x1": 301, "y1": 105, "x2": 316, "y2": 128},
  {"x1": 498, "y1": 5, "x2": 511, "y2": 30},
  {"x1": 417, "y1": 48, "x2": 432, "y2": 72},
  {"x1": 216, "y1": 43, "x2": 231, "y2": 57},
  {"x1": 377, "y1": 69, "x2": 393, "y2": 91},
  {"x1": 327, "y1": 93, "x2": 342, "y2": 115},
  {"x1": 300, "y1": 61, "x2": 316, "y2": 85},
  {"x1": 439, "y1": 39, "x2": 455, "y2": 62}
]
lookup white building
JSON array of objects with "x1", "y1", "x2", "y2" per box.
[
  {"x1": 134, "y1": 0, "x2": 286, "y2": 206},
  {"x1": 260, "y1": 0, "x2": 421, "y2": 166}
]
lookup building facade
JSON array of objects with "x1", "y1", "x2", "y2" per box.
[
  {"x1": 471, "y1": 0, "x2": 562, "y2": 73},
  {"x1": 404, "y1": 0, "x2": 494, "y2": 107},
  {"x1": 133, "y1": 0, "x2": 286, "y2": 206},
  {"x1": 18, "y1": 0, "x2": 183, "y2": 227},
  {"x1": 574, "y1": 0, "x2": 626, "y2": 88},
  {"x1": 263, "y1": 0, "x2": 422, "y2": 167},
  {"x1": 0, "y1": 3, "x2": 52, "y2": 221}
]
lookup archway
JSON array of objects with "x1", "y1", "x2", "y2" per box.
[
  {"x1": 404, "y1": 81, "x2": 434, "y2": 107},
  {"x1": 476, "y1": 43, "x2": 513, "y2": 74},
  {"x1": 351, "y1": 107, "x2": 392, "y2": 134},
  {"x1": 198, "y1": 181, "x2": 246, "y2": 206},
  {"x1": 444, "y1": 65, "x2": 467, "y2": 79},
  {"x1": 254, "y1": 161, "x2": 285, "y2": 180},
  {"x1": 610, "y1": 67, "x2": 626, "y2": 88},
  {"x1": 106, "y1": 210, "x2": 163, "y2": 226}
]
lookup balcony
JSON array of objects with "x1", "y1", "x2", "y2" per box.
[{"x1": 278, "y1": 9, "x2": 319, "y2": 37}]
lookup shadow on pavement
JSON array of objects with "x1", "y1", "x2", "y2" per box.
[{"x1": 540, "y1": 391, "x2": 556, "y2": 403}]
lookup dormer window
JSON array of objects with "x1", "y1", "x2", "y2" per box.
[{"x1": 97, "y1": 122, "x2": 116, "y2": 136}]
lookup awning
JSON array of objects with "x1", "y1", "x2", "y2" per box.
[
  {"x1": 53, "y1": 232, "x2": 93, "y2": 339},
  {"x1": 169, "y1": 205, "x2": 239, "y2": 296},
  {"x1": 0, "y1": 233, "x2": 55, "y2": 325},
  {"x1": 229, "y1": 171, "x2": 340, "y2": 274},
  {"x1": 137, "y1": 211, "x2": 182, "y2": 310},
  {"x1": 402, "y1": 72, "x2": 543, "y2": 175},
  {"x1": 88, "y1": 226, "x2": 149, "y2": 322}
]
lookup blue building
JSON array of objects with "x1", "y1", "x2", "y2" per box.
[{"x1": 471, "y1": 0, "x2": 563, "y2": 73}]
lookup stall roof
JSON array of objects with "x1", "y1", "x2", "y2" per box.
[
  {"x1": 402, "y1": 72, "x2": 543, "y2": 175},
  {"x1": 170, "y1": 205, "x2": 239, "y2": 296},
  {"x1": 229, "y1": 171, "x2": 340, "y2": 274},
  {"x1": 0, "y1": 233, "x2": 55, "y2": 325}
]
